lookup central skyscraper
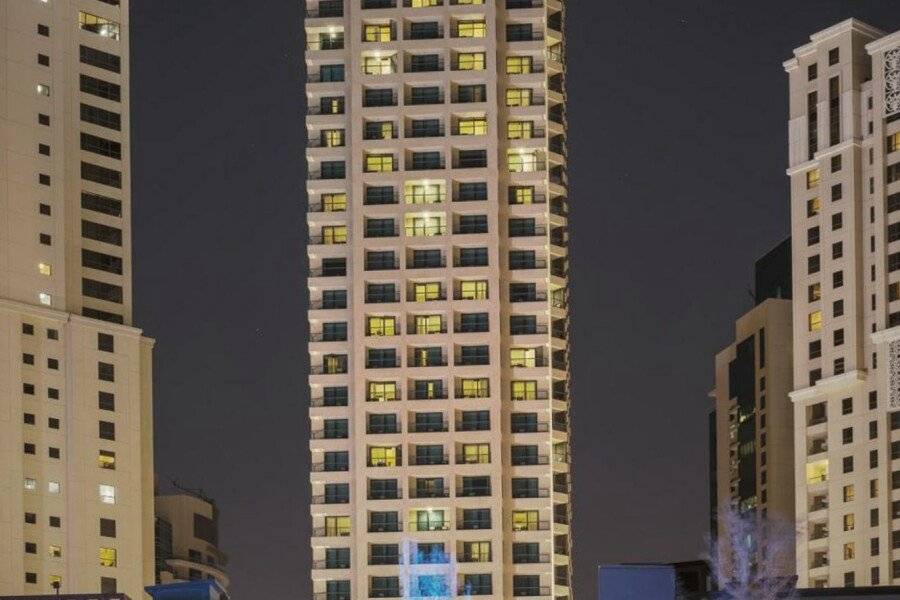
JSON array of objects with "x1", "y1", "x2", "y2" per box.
[{"x1": 304, "y1": 0, "x2": 571, "y2": 597}]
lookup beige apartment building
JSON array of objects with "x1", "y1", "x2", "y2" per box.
[
  {"x1": 304, "y1": 0, "x2": 571, "y2": 598},
  {"x1": 0, "y1": 1, "x2": 154, "y2": 598},
  {"x1": 712, "y1": 240, "x2": 795, "y2": 578},
  {"x1": 785, "y1": 19, "x2": 900, "y2": 589}
]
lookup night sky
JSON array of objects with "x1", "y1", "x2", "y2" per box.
[{"x1": 129, "y1": 1, "x2": 900, "y2": 598}]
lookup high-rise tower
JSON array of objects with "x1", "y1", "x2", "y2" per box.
[
  {"x1": 304, "y1": 0, "x2": 571, "y2": 597},
  {"x1": 785, "y1": 19, "x2": 900, "y2": 588},
  {"x1": 0, "y1": 1, "x2": 154, "y2": 597}
]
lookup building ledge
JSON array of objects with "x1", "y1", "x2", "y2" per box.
[
  {"x1": 871, "y1": 325, "x2": 900, "y2": 345},
  {"x1": 790, "y1": 370, "x2": 867, "y2": 403}
]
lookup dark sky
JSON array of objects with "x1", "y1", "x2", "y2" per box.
[{"x1": 130, "y1": 1, "x2": 899, "y2": 598}]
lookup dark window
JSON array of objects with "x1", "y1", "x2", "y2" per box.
[
  {"x1": 39, "y1": 203, "x2": 51, "y2": 215},
  {"x1": 39, "y1": 173, "x2": 50, "y2": 185},
  {"x1": 83, "y1": 307, "x2": 123, "y2": 324},
  {"x1": 25, "y1": 572, "x2": 37, "y2": 584},
  {"x1": 808, "y1": 63, "x2": 818, "y2": 80},
  {"x1": 39, "y1": 233, "x2": 51, "y2": 245},
  {"x1": 458, "y1": 247, "x2": 488, "y2": 267},
  {"x1": 22, "y1": 323, "x2": 34, "y2": 335},
  {"x1": 457, "y1": 182, "x2": 488, "y2": 201},
  {"x1": 38, "y1": 143, "x2": 50, "y2": 155},
  {"x1": 81, "y1": 103, "x2": 121, "y2": 131},
  {"x1": 828, "y1": 48, "x2": 839, "y2": 65},
  {"x1": 80, "y1": 74, "x2": 121, "y2": 101},
  {"x1": 24, "y1": 512, "x2": 36, "y2": 524},
  {"x1": 98, "y1": 362, "x2": 115, "y2": 382},
  {"x1": 99, "y1": 391, "x2": 115, "y2": 411},
  {"x1": 98, "y1": 333, "x2": 115, "y2": 353},
  {"x1": 80, "y1": 45, "x2": 120, "y2": 73},
  {"x1": 38, "y1": 113, "x2": 50, "y2": 126},
  {"x1": 81, "y1": 162, "x2": 121, "y2": 188},
  {"x1": 38, "y1": 24, "x2": 49, "y2": 36},
  {"x1": 48, "y1": 447, "x2": 60, "y2": 459},
  {"x1": 82, "y1": 249, "x2": 123, "y2": 274},
  {"x1": 82, "y1": 191, "x2": 122, "y2": 217},
  {"x1": 83, "y1": 279, "x2": 123, "y2": 304},
  {"x1": 82, "y1": 220, "x2": 122, "y2": 246},
  {"x1": 81, "y1": 133, "x2": 121, "y2": 159},
  {"x1": 99, "y1": 421, "x2": 116, "y2": 441},
  {"x1": 456, "y1": 84, "x2": 487, "y2": 103},
  {"x1": 100, "y1": 518, "x2": 116, "y2": 537}
]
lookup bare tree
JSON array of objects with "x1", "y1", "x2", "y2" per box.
[{"x1": 708, "y1": 504, "x2": 797, "y2": 600}]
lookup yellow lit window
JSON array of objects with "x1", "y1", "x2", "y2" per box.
[
  {"x1": 457, "y1": 20, "x2": 486, "y2": 38},
  {"x1": 49, "y1": 575, "x2": 62, "y2": 588},
  {"x1": 415, "y1": 315, "x2": 442, "y2": 334},
  {"x1": 38, "y1": 263, "x2": 52, "y2": 276},
  {"x1": 99, "y1": 547, "x2": 117, "y2": 567},
  {"x1": 506, "y1": 88, "x2": 532, "y2": 107},
  {"x1": 506, "y1": 56, "x2": 533, "y2": 74},
  {"x1": 48, "y1": 544, "x2": 61, "y2": 558},
  {"x1": 324, "y1": 354, "x2": 345, "y2": 374},
  {"x1": 98, "y1": 450, "x2": 116, "y2": 470},
  {"x1": 325, "y1": 515, "x2": 351, "y2": 536},
  {"x1": 806, "y1": 168, "x2": 820, "y2": 189},
  {"x1": 368, "y1": 446, "x2": 397, "y2": 467},
  {"x1": 459, "y1": 280, "x2": 488, "y2": 300},
  {"x1": 364, "y1": 24, "x2": 392, "y2": 42},
  {"x1": 888, "y1": 132, "x2": 900, "y2": 153},
  {"x1": 367, "y1": 316, "x2": 397, "y2": 336},
  {"x1": 843, "y1": 513, "x2": 855, "y2": 531},
  {"x1": 323, "y1": 129, "x2": 344, "y2": 147},
  {"x1": 327, "y1": 98, "x2": 342, "y2": 114},
  {"x1": 511, "y1": 380, "x2": 537, "y2": 401},
  {"x1": 322, "y1": 193, "x2": 347, "y2": 212},
  {"x1": 365, "y1": 154, "x2": 394, "y2": 172},
  {"x1": 406, "y1": 182, "x2": 444, "y2": 204},
  {"x1": 843, "y1": 542, "x2": 855, "y2": 560},
  {"x1": 806, "y1": 459, "x2": 828, "y2": 484},
  {"x1": 510, "y1": 186, "x2": 535, "y2": 205},
  {"x1": 376, "y1": 122, "x2": 394, "y2": 139},
  {"x1": 405, "y1": 214, "x2": 445, "y2": 236},
  {"x1": 510, "y1": 348, "x2": 537, "y2": 367},
  {"x1": 457, "y1": 52, "x2": 486, "y2": 71},
  {"x1": 413, "y1": 509, "x2": 446, "y2": 531},
  {"x1": 322, "y1": 225, "x2": 347, "y2": 244},
  {"x1": 78, "y1": 12, "x2": 120, "y2": 40},
  {"x1": 507, "y1": 121, "x2": 534, "y2": 140},
  {"x1": 413, "y1": 282, "x2": 442, "y2": 302},
  {"x1": 809, "y1": 282, "x2": 821, "y2": 301},
  {"x1": 508, "y1": 150, "x2": 539, "y2": 173},
  {"x1": 363, "y1": 55, "x2": 395, "y2": 75},
  {"x1": 368, "y1": 381, "x2": 398, "y2": 402},
  {"x1": 460, "y1": 378, "x2": 489, "y2": 398},
  {"x1": 843, "y1": 484, "x2": 854, "y2": 502},
  {"x1": 461, "y1": 443, "x2": 490, "y2": 464},
  {"x1": 806, "y1": 197, "x2": 820, "y2": 217},
  {"x1": 808, "y1": 310, "x2": 822, "y2": 332},
  {"x1": 410, "y1": 0, "x2": 439, "y2": 6},
  {"x1": 457, "y1": 118, "x2": 488, "y2": 136},
  {"x1": 464, "y1": 541, "x2": 491, "y2": 562},
  {"x1": 512, "y1": 510, "x2": 539, "y2": 532}
]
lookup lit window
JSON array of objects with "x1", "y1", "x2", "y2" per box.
[
  {"x1": 508, "y1": 150, "x2": 540, "y2": 173},
  {"x1": 367, "y1": 316, "x2": 397, "y2": 336},
  {"x1": 38, "y1": 263, "x2": 52, "y2": 276},
  {"x1": 39, "y1": 293, "x2": 51, "y2": 306},
  {"x1": 888, "y1": 132, "x2": 900, "y2": 153},
  {"x1": 843, "y1": 484, "x2": 854, "y2": 502},
  {"x1": 405, "y1": 182, "x2": 444, "y2": 204},
  {"x1": 808, "y1": 283, "x2": 821, "y2": 301},
  {"x1": 461, "y1": 443, "x2": 490, "y2": 464},
  {"x1": 806, "y1": 460, "x2": 828, "y2": 484},
  {"x1": 363, "y1": 55, "x2": 395, "y2": 75},
  {"x1": 98, "y1": 450, "x2": 116, "y2": 470},
  {"x1": 506, "y1": 56, "x2": 534, "y2": 74},
  {"x1": 405, "y1": 214, "x2": 445, "y2": 237},
  {"x1": 806, "y1": 168, "x2": 820, "y2": 189},
  {"x1": 48, "y1": 544, "x2": 62, "y2": 558},
  {"x1": 457, "y1": 20, "x2": 486, "y2": 38},
  {"x1": 506, "y1": 88, "x2": 532, "y2": 107},
  {"x1": 410, "y1": 0, "x2": 439, "y2": 6},
  {"x1": 24, "y1": 477, "x2": 37, "y2": 491},
  {"x1": 412, "y1": 509, "x2": 446, "y2": 531},
  {"x1": 464, "y1": 541, "x2": 491, "y2": 562},
  {"x1": 367, "y1": 381, "x2": 397, "y2": 402},
  {"x1": 457, "y1": 52, "x2": 486, "y2": 71},
  {"x1": 37, "y1": 84, "x2": 50, "y2": 97},
  {"x1": 808, "y1": 310, "x2": 823, "y2": 332},
  {"x1": 365, "y1": 154, "x2": 395, "y2": 172},
  {"x1": 806, "y1": 197, "x2": 820, "y2": 217},
  {"x1": 414, "y1": 315, "x2": 442, "y2": 334},
  {"x1": 843, "y1": 513, "x2": 855, "y2": 531},
  {"x1": 48, "y1": 481, "x2": 60, "y2": 494},
  {"x1": 322, "y1": 193, "x2": 347, "y2": 212},
  {"x1": 460, "y1": 378, "x2": 489, "y2": 398},
  {"x1": 459, "y1": 280, "x2": 488, "y2": 300},
  {"x1": 78, "y1": 12, "x2": 120, "y2": 40},
  {"x1": 99, "y1": 484, "x2": 116, "y2": 504},
  {"x1": 511, "y1": 380, "x2": 537, "y2": 400},
  {"x1": 321, "y1": 225, "x2": 348, "y2": 244},
  {"x1": 49, "y1": 575, "x2": 62, "y2": 588},
  {"x1": 327, "y1": 98, "x2": 342, "y2": 114},
  {"x1": 413, "y1": 282, "x2": 442, "y2": 302},
  {"x1": 368, "y1": 446, "x2": 397, "y2": 467},
  {"x1": 510, "y1": 186, "x2": 535, "y2": 204},
  {"x1": 457, "y1": 118, "x2": 488, "y2": 136},
  {"x1": 512, "y1": 510, "x2": 539, "y2": 531},
  {"x1": 843, "y1": 542, "x2": 855, "y2": 560},
  {"x1": 507, "y1": 121, "x2": 534, "y2": 139},
  {"x1": 323, "y1": 129, "x2": 344, "y2": 147},
  {"x1": 99, "y1": 547, "x2": 117, "y2": 567},
  {"x1": 510, "y1": 347, "x2": 537, "y2": 367},
  {"x1": 364, "y1": 25, "x2": 392, "y2": 42},
  {"x1": 325, "y1": 515, "x2": 351, "y2": 536}
]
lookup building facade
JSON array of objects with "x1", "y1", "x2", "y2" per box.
[
  {"x1": 304, "y1": 0, "x2": 571, "y2": 597},
  {"x1": 785, "y1": 19, "x2": 900, "y2": 588},
  {"x1": 154, "y1": 492, "x2": 228, "y2": 593},
  {"x1": 0, "y1": 1, "x2": 154, "y2": 598},
  {"x1": 711, "y1": 240, "x2": 795, "y2": 578}
]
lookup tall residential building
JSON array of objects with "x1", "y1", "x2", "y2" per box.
[
  {"x1": 711, "y1": 239, "x2": 794, "y2": 577},
  {"x1": 0, "y1": 1, "x2": 154, "y2": 599},
  {"x1": 785, "y1": 19, "x2": 900, "y2": 589},
  {"x1": 154, "y1": 491, "x2": 229, "y2": 592},
  {"x1": 304, "y1": 0, "x2": 571, "y2": 598}
]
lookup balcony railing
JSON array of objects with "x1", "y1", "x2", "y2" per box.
[
  {"x1": 408, "y1": 390, "x2": 448, "y2": 400},
  {"x1": 368, "y1": 488, "x2": 403, "y2": 500},
  {"x1": 306, "y1": 39, "x2": 345, "y2": 51},
  {"x1": 367, "y1": 424, "x2": 401, "y2": 434},
  {"x1": 366, "y1": 358, "x2": 402, "y2": 369},
  {"x1": 368, "y1": 522, "x2": 403, "y2": 533},
  {"x1": 511, "y1": 454, "x2": 550, "y2": 466},
  {"x1": 311, "y1": 429, "x2": 349, "y2": 439},
  {"x1": 410, "y1": 488, "x2": 450, "y2": 499},
  {"x1": 513, "y1": 487, "x2": 550, "y2": 499},
  {"x1": 312, "y1": 559, "x2": 351, "y2": 570},
  {"x1": 507, "y1": 0, "x2": 543, "y2": 6},
  {"x1": 311, "y1": 495, "x2": 350, "y2": 505},
  {"x1": 513, "y1": 586, "x2": 551, "y2": 597},
  {"x1": 306, "y1": 1, "x2": 344, "y2": 18},
  {"x1": 312, "y1": 527, "x2": 351, "y2": 537},
  {"x1": 409, "y1": 454, "x2": 449, "y2": 466},
  {"x1": 406, "y1": 125, "x2": 446, "y2": 138},
  {"x1": 406, "y1": 58, "x2": 445, "y2": 73},
  {"x1": 362, "y1": 0, "x2": 397, "y2": 7},
  {"x1": 311, "y1": 462, "x2": 349, "y2": 472},
  {"x1": 512, "y1": 521, "x2": 550, "y2": 532},
  {"x1": 510, "y1": 258, "x2": 548, "y2": 270},
  {"x1": 457, "y1": 487, "x2": 491, "y2": 498},
  {"x1": 509, "y1": 225, "x2": 547, "y2": 238},
  {"x1": 310, "y1": 364, "x2": 348, "y2": 375},
  {"x1": 366, "y1": 292, "x2": 401, "y2": 303},
  {"x1": 408, "y1": 420, "x2": 449, "y2": 433},
  {"x1": 511, "y1": 422, "x2": 550, "y2": 433},
  {"x1": 510, "y1": 291, "x2": 547, "y2": 303}
]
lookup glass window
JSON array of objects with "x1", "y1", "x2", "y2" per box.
[
  {"x1": 369, "y1": 446, "x2": 398, "y2": 467},
  {"x1": 98, "y1": 450, "x2": 116, "y2": 470},
  {"x1": 78, "y1": 12, "x2": 120, "y2": 40},
  {"x1": 458, "y1": 118, "x2": 488, "y2": 135},
  {"x1": 415, "y1": 315, "x2": 443, "y2": 334},
  {"x1": 367, "y1": 316, "x2": 397, "y2": 336},
  {"x1": 322, "y1": 129, "x2": 344, "y2": 147},
  {"x1": 99, "y1": 547, "x2": 117, "y2": 567},
  {"x1": 99, "y1": 484, "x2": 116, "y2": 504},
  {"x1": 365, "y1": 24, "x2": 392, "y2": 42},
  {"x1": 460, "y1": 378, "x2": 489, "y2": 398},
  {"x1": 508, "y1": 150, "x2": 539, "y2": 173},
  {"x1": 365, "y1": 154, "x2": 395, "y2": 172},
  {"x1": 368, "y1": 381, "x2": 398, "y2": 402},
  {"x1": 510, "y1": 348, "x2": 537, "y2": 367},
  {"x1": 457, "y1": 52, "x2": 486, "y2": 71},
  {"x1": 459, "y1": 280, "x2": 488, "y2": 300},
  {"x1": 462, "y1": 443, "x2": 490, "y2": 464},
  {"x1": 457, "y1": 20, "x2": 486, "y2": 38},
  {"x1": 322, "y1": 193, "x2": 347, "y2": 212},
  {"x1": 406, "y1": 182, "x2": 444, "y2": 204},
  {"x1": 506, "y1": 88, "x2": 532, "y2": 107},
  {"x1": 363, "y1": 55, "x2": 395, "y2": 75},
  {"x1": 806, "y1": 168, "x2": 820, "y2": 189},
  {"x1": 506, "y1": 56, "x2": 534, "y2": 74},
  {"x1": 511, "y1": 380, "x2": 537, "y2": 400},
  {"x1": 321, "y1": 225, "x2": 347, "y2": 244},
  {"x1": 808, "y1": 310, "x2": 823, "y2": 332},
  {"x1": 325, "y1": 515, "x2": 351, "y2": 536},
  {"x1": 413, "y1": 282, "x2": 442, "y2": 302},
  {"x1": 512, "y1": 510, "x2": 539, "y2": 531}
]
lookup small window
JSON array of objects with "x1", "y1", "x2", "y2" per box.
[
  {"x1": 98, "y1": 362, "x2": 115, "y2": 382},
  {"x1": 828, "y1": 48, "x2": 839, "y2": 65},
  {"x1": 37, "y1": 24, "x2": 49, "y2": 36},
  {"x1": 99, "y1": 517, "x2": 116, "y2": 538},
  {"x1": 98, "y1": 333, "x2": 114, "y2": 352},
  {"x1": 48, "y1": 447, "x2": 60, "y2": 459},
  {"x1": 38, "y1": 53, "x2": 49, "y2": 66},
  {"x1": 99, "y1": 391, "x2": 115, "y2": 411},
  {"x1": 99, "y1": 421, "x2": 115, "y2": 441},
  {"x1": 48, "y1": 417, "x2": 59, "y2": 429}
]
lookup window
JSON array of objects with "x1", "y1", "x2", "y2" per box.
[
  {"x1": 367, "y1": 382, "x2": 397, "y2": 402},
  {"x1": 510, "y1": 348, "x2": 538, "y2": 367},
  {"x1": 457, "y1": 20, "x2": 486, "y2": 38},
  {"x1": 100, "y1": 518, "x2": 116, "y2": 538},
  {"x1": 367, "y1": 316, "x2": 397, "y2": 336},
  {"x1": 460, "y1": 443, "x2": 490, "y2": 464},
  {"x1": 459, "y1": 280, "x2": 488, "y2": 300},
  {"x1": 844, "y1": 513, "x2": 855, "y2": 531},
  {"x1": 99, "y1": 547, "x2": 117, "y2": 567},
  {"x1": 82, "y1": 192, "x2": 122, "y2": 217},
  {"x1": 807, "y1": 197, "x2": 820, "y2": 216},
  {"x1": 808, "y1": 310, "x2": 823, "y2": 332},
  {"x1": 78, "y1": 12, "x2": 120, "y2": 40},
  {"x1": 322, "y1": 193, "x2": 347, "y2": 212},
  {"x1": 364, "y1": 24, "x2": 392, "y2": 42},
  {"x1": 48, "y1": 481, "x2": 60, "y2": 494},
  {"x1": 829, "y1": 48, "x2": 839, "y2": 65},
  {"x1": 99, "y1": 421, "x2": 115, "y2": 441},
  {"x1": 38, "y1": 23, "x2": 49, "y2": 36},
  {"x1": 459, "y1": 378, "x2": 489, "y2": 398},
  {"x1": 81, "y1": 105, "x2": 121, "y2": 131},
  {"x1": 80, "y1": 74, "x2": 120, "y2": 102},
  {"x1": 413, "y1": 282, "x2": 442, "y2": 302},
  {"x1": 506, "y1": 56, "x2": 534, "y2": 74},
  {"x1": 81, "y1": 133, "x2": 121, "y2": 159},
  {"x1": 507, "y1": 121, "x2": 534, "y2": 139},
  {"x1": 80, "y1": 45, "x2": 120, "y2": 73},
  {"x1": 363, "y1": 55, "x2": 395, "y2": 75},
  {"x1": 98, "y1": 362, "x2": 115, "y2": 382},
  {"x1": 806, "y1": 169, "x2": 820, "y2": 189},
  {"x1": 457, "y1": 117, "x2": 488, "y2": 136},
  {"x1": 36, "y1": 83, "x2": 50, "y2": 97},
  {"x1": 99, "y1": 391, "x2": 115, "y2": 411},
  {"x1": 365, "y1": 154, "x2": 395, "y2": 172},
  {"x1": 99, "y1": 450, "x2": 116, "y2": 470},
  {"x1": 508, "y1": 150, "x2": 540, "y2": 172},
  {"x1": 99, "y1": 484, "x2": 116, "y2": 504},
  {"x1": 368, "y1": 446, "x2": 398, "y2": 467},
  {"x1": 512, "y1": 510, "x2": 540, "y2": 532},
  {"x1": 456, "y1": 52, "x2": 486, "y2": 71}
]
